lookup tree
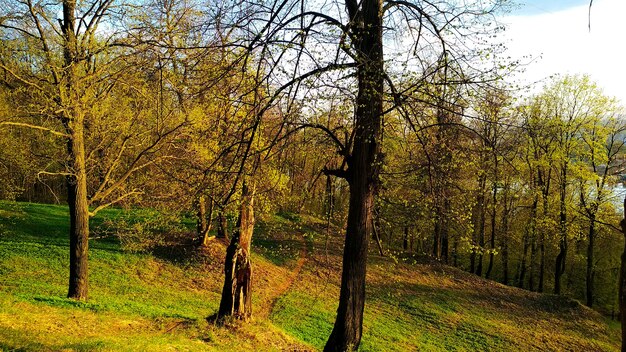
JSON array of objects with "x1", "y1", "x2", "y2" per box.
[{"x1": 0, "y1": 0, "x2": 187, "y2": 299}]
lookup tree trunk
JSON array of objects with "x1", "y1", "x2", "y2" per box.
[
  {"x1": 66, "y1": 127, "x2": 89, "y2": 300},
  {"x1": 403, "y1": 226, "x2": 409, "y2": 252},
  {"x1": 441, "y1": 199, "x2": 450, "y2": 264},
  {"x1": 433, "y1": 211, "x2": 441, "y2": 259},
  {"x1": 62, "y1": 0, "x2": 89, "y2": 301},
  {"x1": 324, "y1": 0, "x2": 383, "y2": 349},
  {"x1": 476, "y1": 190, "x2": 485, "y2": 277},
  {"x1": 216, "y1": 183, "x2": 254, "y2": 321},
  {"x1": 217, "y1": 208, "x2": 228, "y2": 239},
  {"x1": 555, "y1": 167, "x2": 568, "y2": 294},
  {"x1": 618, "y1": 198, "x2": 626, "y2": 352},
  {"x1": 200, "y1": 197, "x2": 215, "y2": 246},
  {"x1": 371, "y1": 217, "x2": 384, "y2": 256},
  {"x1": 586, "y1": 213, "x2": 595, "y2": 307},
  {"x1": 517, "y1": 231, "x2": 529, "y2": 288}
]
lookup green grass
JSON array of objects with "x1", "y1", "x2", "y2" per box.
[{"x1": 0, "y1": 200, "x2": 622, "y2": 351}]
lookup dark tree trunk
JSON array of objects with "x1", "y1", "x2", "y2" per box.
[
  {"x1": 586, "y1": 214, "x2": 595, "y2": 307},
  {"x1": 216, "y1": 184, "x2": 254, "y2": 321},
  {"x1": 500, "y1": 183, "x2": 510, "y2": 285},
  {"x1": 433, "y1": 215, "x2": 441, "y2": 258},
  {"x1": 618, "y1": 198, "x2": 626, "y2": 352},
  {"x1": 555, "y1": 167, "x2": 567, "y2": 294},
  {"x1": 441, "y1": 199, "x2": 450, "y2": 264},
  {"x1": 517, "y1": 231, "x2": 529, "y2": 288},
  {"x1": 403, "y1": 226, "x2": 409, "y2": 252},
  {"x1": 217, "y1": 208, "x2": 228, "y2": 239},
  {"x1": 538, "y1": 233, "x2": 545, "y2": 293},
  {"x1": 476, "y1": 182, "x2": 486, "y2": 277},
  {"x1": 66, "y1": 135, "x2": 89, "y2": 300},
  {"x1": 324, "y1": 0, "x2": 383, "y2": 349}
]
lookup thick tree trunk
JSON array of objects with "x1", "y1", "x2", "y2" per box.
[
  {"x1": 216, "y1": 184, "x2": 254, "y2": 321},
  {"x1": 324, "y1": 0, "x2": 383, "y2": 349},
  {"x1": 586, "y1": 214, "x2": 595, "y2": 307},
  {"x1": 66, "y1": 127, "x2": 89, "y2": 300},
  {"x1": 62, "y1": 0, "x2": 89, "y2": 301},
  {"x1": 618, "y1": 198, "x2": 626, "y2": 352}
]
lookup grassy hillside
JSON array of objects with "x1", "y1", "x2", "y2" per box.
[{"x1": 0, "y1": 201, "x2": 621, "y2": 351}]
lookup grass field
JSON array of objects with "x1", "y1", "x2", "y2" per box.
[{"x1": 0, "y1": 201, "x2": 621, "y2": 351}]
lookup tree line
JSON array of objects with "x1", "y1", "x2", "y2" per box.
[{"x1": 1, "y1": 0, "x2": 625, "y2": 350}]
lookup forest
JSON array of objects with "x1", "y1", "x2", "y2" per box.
[{"x1": 0, "y1": 0, "x2": 625, "y2": 350}]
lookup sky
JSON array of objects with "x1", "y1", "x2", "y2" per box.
[{"x1": 499, "y1": 0, "x2": 626, "y2": 104}]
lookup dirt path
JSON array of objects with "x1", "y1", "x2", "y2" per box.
[{"x1": 263, "y1": 245, "x2": 308, "y2": 319}]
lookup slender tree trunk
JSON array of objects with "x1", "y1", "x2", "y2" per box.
[
  {"x1": 441, "y1": 199, "x2": 450, "y2": 264},
  {"x1": 200, "y1": 197, "x2": 215, "y2": 246},
  {"x1": 324, "y1": 0, "x2": 383, "y2": 349},
  {"x1": 217, "y1": 208, "x2": 228, "y2": 239},
  {"x1": 500, "y1": 186, "x2": 510, "y2": 285},
  {"x1": 538, "y1": 233, "x2": 545, "y2": 293},
  {"x1": 485, "y1": 182, "x2": 497, "y2": 279},
  {"x1": 618, "y1": 198, "x2": 626, "y2": 352},
  {"x1": 433, "y1": 212, "x2": 441, "y2": 258},
  {"x1": 528, "y1": 193, "x2": 538, "y2": 291},
  {"x1": 403, "y1": 226, "x2": 409, "y2": 252},
  {"x1": 216, "y1": 183, "x2": 254, "y2": 321},
  {"x1": 555, "y1": 168, "x2": 568, "y2": 294},
  {"x1": 586, "y1": 213, "x2": 596, "y2": 307},
  {"x1": 517, "y1": 231, "x2": 529, "y2": 288},
  {"x1": 372, "y1": 217, "x2": 384, "y2": 256},
  {"x1": 476, "y1": 183, "x2": 486, "y2": 277}
]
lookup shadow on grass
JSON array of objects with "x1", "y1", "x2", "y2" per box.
[{"x1": 0, "y1": 325, "x2": 106, "y2": 351}]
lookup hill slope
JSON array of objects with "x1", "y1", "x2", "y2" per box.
[{"x1": 0, "y1": 202, "x2": 620, "y2": 351}]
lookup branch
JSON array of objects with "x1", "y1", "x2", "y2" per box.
[
  {"x1": 89, "y1": 190, "x2": 143, "y2": 217},
  {"x1": 0, "y1": 121, "x2": 69, "y2": 138}
]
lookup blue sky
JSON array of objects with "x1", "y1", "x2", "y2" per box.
[
  {"x1": 512, "y1": 0, "x2": 590, "y2": 15},
  {"x1": 500, "y1": 0, "x2": 626, "y2": 104}
]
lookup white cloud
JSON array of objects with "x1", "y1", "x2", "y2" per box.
[{"x1": 499, "y1": 0, "x2": 626, "y2": 104}]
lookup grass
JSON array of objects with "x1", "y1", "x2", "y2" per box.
[{"x1": 0, "y1": 200, "x2": 622, "y2": 351}]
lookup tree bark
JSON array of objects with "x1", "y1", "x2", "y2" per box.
[
  {"x1": 555, "y1": 166, "x2": 568, "y2": 294},
  {"x1": 217, "y1": 208, "x2": 228, "y2": 239},
  {"x1": 485, "y1": 181, "x2": 497, "y2": 279},
  {"x1": 62, "y1": 0, "x2": 89, "y2": 301},
  {"x1": 586, "y1": 213, "x2": 595, "y2": 307},
  {"x1": 618, "y1": 198, "x2": 626, "y2": 352},
  {"x1": 66, "y1": 125, "x2": 89, "y2": 300},
  {"x1": 324, "y1": 0, "x2": 383, "y2": 349},
  {"x1": 199, "y1": 196, "x2": 215, "y2": 246},
  {"x1": 403, "y1": 226, "x2": 409, "y2": 251},
  {"x1": 216, "y1": 183, "x2": 254, "y2": 321}
]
